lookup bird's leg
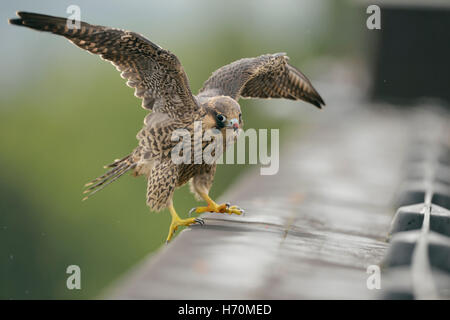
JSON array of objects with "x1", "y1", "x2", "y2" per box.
[
  {"x1": 190, "y1": 192, "x2": 244, "y2": 216},
  {"x1": 166, "y1": 203, "x2": 203, "y2": 243}
]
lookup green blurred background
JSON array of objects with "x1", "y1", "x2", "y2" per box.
[{"x1": 0, "y1": 0, "x2": 359, "y2": 299}]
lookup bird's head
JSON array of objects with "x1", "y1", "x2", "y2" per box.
[{"x1": 203, "y1": 95, "x2": 243, "y2": 136}]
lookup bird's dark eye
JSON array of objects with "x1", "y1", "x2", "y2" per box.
[{"x1": 216, "y1": 114, "x2": 226, "y2": 122}]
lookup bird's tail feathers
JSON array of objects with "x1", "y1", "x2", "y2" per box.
[{"x1": 82, "y1": 154, "x2": 136, "y2": 201}]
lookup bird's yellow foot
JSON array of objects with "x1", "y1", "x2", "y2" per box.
[
  {"x1": 189, "y1": 197, "x2": 245, "y2": 216},
  {"x1": 166, "y1": 204, "x2": 203, "y2": 243}
]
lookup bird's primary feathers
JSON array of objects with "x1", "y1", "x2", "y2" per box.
[{"x1": 10, "y1": 11, "x2": 325, "y2": 241}]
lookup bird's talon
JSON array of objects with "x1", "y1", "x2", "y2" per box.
[
  {"x1": 188, "y1": 207, "x2": 196, "y2": 217},
  {"x1": 166, "y1": 214, "x2": 202, "y2": 243},
  {"x1": 191, "y1": 195, "x2": 244, "y2": 217},
  {"x1": 225, "y1": 205, "x2": 245, "y2": 215},
  {"x1": 222, "y1": 204, "x2": 244, "y2": 215}
]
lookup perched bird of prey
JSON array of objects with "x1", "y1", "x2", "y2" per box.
[{"x1": 10, "y1": 12, "x2": 325, "y2": 242}]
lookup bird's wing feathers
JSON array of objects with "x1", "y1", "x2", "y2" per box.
[
  {"x1": 198, "y1": 53, "x2": 325, "y2": 108},
  {"x1": 10, "y1": 11, "x2": 198, "y2": 118}
]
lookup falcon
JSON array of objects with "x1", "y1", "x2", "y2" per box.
[{"x1": 10, "y1": 12, "x2": 325, "y2": 242}]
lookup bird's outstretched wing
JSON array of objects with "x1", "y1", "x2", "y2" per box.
[
  {"x1": 10, "y1": 11, "x2": 198, "y2": 118},
  {"x1": 198, "y1": 53, "x2": 325, "y2": 108}
]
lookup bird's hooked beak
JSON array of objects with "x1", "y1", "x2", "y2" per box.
[{"x1": 227, "y1": 118, "x2": 240, "y2": 132}]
